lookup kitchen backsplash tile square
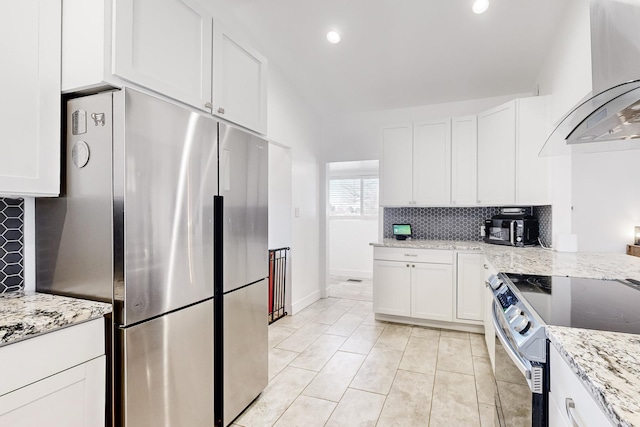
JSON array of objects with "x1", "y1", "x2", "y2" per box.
[
  {"x1": 383, "y1": 206, "x2": 552, "y2": 245},
  {"x1": 0, "y1": 198, "x2": 24, "y2": 294}
]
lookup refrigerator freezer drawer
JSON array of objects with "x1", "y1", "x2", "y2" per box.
[
  {"x1": 224, "y1": 279, "x2": 268, "y2": 425},
  {"x1": 118, "y1": 298, "x2": 214, "y2": 427}
]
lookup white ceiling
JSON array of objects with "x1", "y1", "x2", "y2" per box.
[{"x1": 217, "y1": 0, "x2": 571, "y2": 115}]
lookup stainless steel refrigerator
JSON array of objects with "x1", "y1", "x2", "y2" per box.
[{"x1": 35, "y1": 88, "x2": 268, "y2": 427}]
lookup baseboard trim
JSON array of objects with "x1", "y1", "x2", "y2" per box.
[
  {"x1": 291, "y1": 290, "x2": 320, "y2": 314},
  {"x1": 329, "y1": 269, "x2": 373, "y2": 279}
]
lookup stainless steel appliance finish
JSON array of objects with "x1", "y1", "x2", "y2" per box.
[
  {"x1": 488, "y1": 274, "x2": 549, "y2": 427},
  {"x1": 36, "y1": 88, "x2": 219, "y2": 426},
  {"x1": 223, "y1": 279, "x2": 268, "y2": 426},
  {"x1": 120, "y1": 298, "x2": 214, "y2": 426},
  {"x1": 219, "y1": 123, "x2": 269, "y2": 293},
  {"x1": 217, "y1": 122, "x2": 269, "y2": 425},
  {"x1": 541, "y1": 0, "x2": 640, "y2": 156}
]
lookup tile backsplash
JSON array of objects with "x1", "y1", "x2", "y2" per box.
[
  {"x1": 0, "y1": 198, "x2": 24, "y2": 294},
  {"x1": 383, "y1": 206, "x2": 552, "y2": 245}
]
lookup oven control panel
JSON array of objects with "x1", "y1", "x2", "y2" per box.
[{"x1": 497, "y1": 287, "x2": 518, "y2": 309}]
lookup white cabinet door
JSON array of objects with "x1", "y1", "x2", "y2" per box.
[
  {"x1": 214, "y1": 23, "x2": 268, "y2": 135},
  {"x1": 373, "y1": 260, "x2": 411, "y2": 316},
  {"x1": 0, "y1": 356, "x2": 105, "y2": 427},
  {"x1": 516, "y1": 96, "x2": 551, "y2": 205},
  {"x1": 381, "y1": 124, "x2": 413, "y2": 206},
  {"x1": 477, "y1": 101, "x2": 516, "y2": 205},
  {"x1": 451, "y1": 115, "x2": 478, "y2": 205},
  {"x1": 413, "y1": 119, "x2": 451, "y2": 205},
  {"x1": 456, "y1": 253, "x2": 485, "y2": 322},
  {"x1": 0, "y1": 0, "x2": 60, "y2": 197},
  {"x1": 113, "y1": 0, "x2": 213, "y2": 111},
  {"x1": 411, "y1": 263, "x2": 453, "y2": 322}
]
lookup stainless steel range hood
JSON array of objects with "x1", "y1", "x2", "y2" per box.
[{"x1": 540, "y1": 0, "x2": 640, "y2": 156}]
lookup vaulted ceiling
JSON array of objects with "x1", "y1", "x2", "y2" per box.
[{"x1": 216, "y1": 0, "x2": 571, "y2": 115}]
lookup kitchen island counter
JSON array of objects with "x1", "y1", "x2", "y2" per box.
[
  {"x1": 0, "y1": 291, "x2": 111, "y2": 347},
  {"x1": 547, "y1": 326, "x2": 640, "y2": 427}
]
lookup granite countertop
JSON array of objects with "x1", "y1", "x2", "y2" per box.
[
  {"x1": 372, "y1": 238, "x2": 640, "y2": 280},
  {"x1": 0, "y1": 291, "x2": 112, "y2": 347},
  {"x1": 547, "y1": 327, "x2": 640, "y2": 427},
  {"x1": 372, "y1": 238, "x2": 640, "y2": 426}
]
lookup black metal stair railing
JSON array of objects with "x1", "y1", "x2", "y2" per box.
[{"x1": 268, "y1": 247, "x2": 289, "y2": 324}]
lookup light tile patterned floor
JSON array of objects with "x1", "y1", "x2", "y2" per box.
[{"x1": 233, "y1": 278, "x2": 496, "y2": 427}]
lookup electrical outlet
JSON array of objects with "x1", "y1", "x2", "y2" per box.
[{"x1": 480, "y1": 225, "x2": 486, "y2": 237}]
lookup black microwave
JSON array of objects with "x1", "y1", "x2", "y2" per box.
[{"x1": 484, "y1": 215, "x2": 539, "y2": 247}]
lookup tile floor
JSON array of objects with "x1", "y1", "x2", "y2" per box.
[{"x1": 233, "y1": 278, "x2": 497, "y2": 427}]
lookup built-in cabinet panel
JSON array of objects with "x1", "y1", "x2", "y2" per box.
[
  {"x1": 451, "y1": 115, "x2": 478, "y2": 205},
  {"x1": 113, "y1": 0, "x2": 213, "y2": 111},
  {"x1": 381, "y1": 125, "x2": 413, "y2": 206},
  {"x1": 0, "y1": 0, "x2": 61, "y2": 197},
  {"x1": 413, "y1": 119, "x2": 451, "y2": 205},
  {"x1": 516, "y1": 96, "x2": 551, "y2": 205},
  {"x1": 214, "y1": 23, "x2": 268, "y2": 134},
  {"x1": 411, "y1": 263, "x2": 454, "y2": 322},
  {"x1": 483, "y1": 260, "x2": 498, "y2": 372},
  {"x1": 373, "y1": 260, "x2": 411, "y2": 316},
  {"x1": 477, "y1": 101, "x2": 517, "y2": 205},
  {"x1": 456, "y1": 253, "x2": 485, "y2": 322}
]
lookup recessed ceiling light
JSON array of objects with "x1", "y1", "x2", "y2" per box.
[
  {"x1": 327, "y1": 31, "x2": 341, "y2": 44},
  {"x1": 472, "y1": 0, "x2": 490, "y2": 14}
]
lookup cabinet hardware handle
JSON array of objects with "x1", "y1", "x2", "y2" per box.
[
  {"x1": 404, "y1": 254, "x2": 418, "y2": 257},
  {"x1": 483, "y1": 264, "x2": 489, "y2": 270},
  {"x1": 484, "y1": 281, "x2": 490, "y2": 288},
  {"x1": 218, "y1": 107, "x2": 225, "y2": 114},
  {"x1": 406, "y1": 264, "x2": 410, "y2": 267},
  {"x1": 412, "y1": 264, "x2": 415, "y2": 268},
  {"x1": 565, "y1": 398, "x2": 582, "y2": 427},
  {"x1": 204, "y1": 102, "x2": 213, "y2": 110}
]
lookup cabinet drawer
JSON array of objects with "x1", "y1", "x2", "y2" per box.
[
  {"x1": 0, "y1": 318, "x2": 105, "y2": 396},
  {"x1": 549, "y1": 346, "x2": 613, "y2": 427},
  {"x1": 373, "y1": 247, "x2": 453, "y2": 264}
]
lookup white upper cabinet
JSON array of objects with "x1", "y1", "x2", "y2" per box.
[
  {"x1": 413, "y1": 119, "x2": 451, "y2": 205},
  {"x1": 451, "y1": 115, "x2": 478, "y2": 205},
  {"x1": 213, "y1": 23, "x2": 268, "y2": 135},
  {"x1": 381, "y1": 124, "x2": 414, "y2": 206},
  {"x1": 0, "y1": 0, "x2": 61, "y2": 197},
  {"x1": 113, "y1": 0, "x2": 213, "y2": 111},
  {"x1": 516, "y1": 96, "x2": 551, "y2": 205},
  {"x1": 62, "y1": 0, "x2": 269, "y2": 134},
  {"x1": 477, "y1": 101, "x2": 517, "y2": 205}
]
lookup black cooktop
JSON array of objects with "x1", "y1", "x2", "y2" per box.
[{"x1": 504, "y1": 273, "x2": 640, "y2": 335}]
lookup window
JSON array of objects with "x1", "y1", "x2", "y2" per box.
[{"x1": 329, "y1": 177, "x2": 379, "y2": 217}]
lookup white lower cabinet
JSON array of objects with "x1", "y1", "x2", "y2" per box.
[
  {"x1": 411, "y1": 263, "x2": 453, "y2": 322},
  {"x1": 0, "y1": 318, "x2": 106, "y2": 426},
  {"x1": 373, "y1": 247, "x2": 455, "y2": 323},
  {"x1": 549, "y1": 345, "x2": 614, "y2": 427},
  {"x1": 456, "y1": 253, "x2": 485, "y2": 322},
  {"x1": 373, "y1": 260, "x2": 411, "y2": 316}
]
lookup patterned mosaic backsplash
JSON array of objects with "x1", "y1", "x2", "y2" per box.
[
  {"x1": 384, "y1": 205, "x2": 553, "y2": 245},
  {"x1": 0, "y1": 198, "x2": 24, "y2": 294}
]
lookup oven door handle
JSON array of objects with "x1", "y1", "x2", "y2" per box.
[
  {"x1": 492, "y1": 301, "x2": 532, "y2": 381},
  {"x1": 509, "y1": 220, "x2": 516, "y2": 246}
]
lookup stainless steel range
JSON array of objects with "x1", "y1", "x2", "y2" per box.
[{"x1": 488, "y1": 272, "x2": 640, "y2": 427}]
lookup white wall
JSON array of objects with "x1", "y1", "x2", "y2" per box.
[
  {"x1": 536, "y1": 0, "x2": 640, "y2": 253},
  {"x1": 535, "y1": 0, "x2": 592, "y2": 247},
  {"x1": 329, "y1": 219, "x2": 377, "y2": 278},
  {"x1": 268, "y1": 64, "x2": 323, "y2": 312}
]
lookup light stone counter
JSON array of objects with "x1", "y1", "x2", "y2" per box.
[
  {"x1": 372, "y1": 238, "x2": 640, "y2": 426},
  {"x1": 547, "y1": 326, "x2": 640, "y2": 427},
  {"x1": 372, "y1": 238, "x2": 640, "y2": 280},
  {"x1": 0, "y1": 291, "x2": 112, "y2": 347}
]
